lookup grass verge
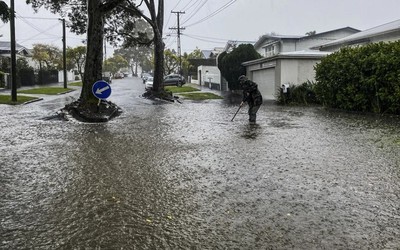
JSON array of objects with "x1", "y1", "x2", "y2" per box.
[
  {"x1": 18, "y1": 87, "x2": 74, "y2": 95},
  {"x1": 69, "y1": 81, "x2": 82, "y2": 87},
  {"x1": 0, "y1": 95, "x2": 40, "y2": 105},
  {"x1": 179, "y1": 92, "x2": 223, "y2": 100},
  {"x1": 164, "y1": 86, "x2": 200, "y2": 93}
]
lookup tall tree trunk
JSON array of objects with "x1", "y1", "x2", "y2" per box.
[
  {"x1": 152, "y1": 32, "x2": 164, "y2": 91},
  {"x1": 81, "y1": 0, "x2": 104, "y2": 103},
  {"x1": 152, "y1": 0, "x2": 164, "y2": 91}
]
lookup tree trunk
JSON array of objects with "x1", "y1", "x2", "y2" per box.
[
  {"x1": 152, "y1": 32, "x2": 164, "y2": 91},
  {"x1": 81, "y1": 0, "x2": 104, "y2": 103}
]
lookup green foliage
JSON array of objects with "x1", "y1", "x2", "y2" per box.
[
  {"x1": 67, "y1": 46, "x2": 86, "y2": 79},
  {"x1": 0, "y1": 94, "x2": 38, "y2": 104},
  {"x1": 217, "y1": 44, "x2": 261, "y2": 90},
  {"x1": 164, "y1": 49, "x2": 179, "y2": 75},
  {"x1": 32, "y1": 43, "x2": 62, "y2": 70},
  {"x1": 277, "y1": 81, "x2": 319, "y2": 105},
  {"x1": 0, "y1": 70, "x2": 4, "y2": 87},
  {"x1": 180, "y1": 92, "x2": 223, "y2": 100},
  {"x1": 18, "y1": 87, "x2": 74, "y2": 95},
  {"x1": 0, "y1": 1, "x2": 10, "y2": 23},
  {"x1": 115, "y1": 46, "x2": 152, "y2": 76},
  {"x1": 187, "y1": 48, "x2": 204, "y2": 59},
  {"x1": 103, "y1": 55, "x2": 129, "y2": 75},
  {"x1": 315, "y1": 41, "x2": 400, "y2": 114}
]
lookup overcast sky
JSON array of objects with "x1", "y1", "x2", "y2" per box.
[{"x1": 1, "y1": 0, "x2": 399, "y2": 56}]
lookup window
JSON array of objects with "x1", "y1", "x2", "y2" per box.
[{"x1": 265, "y1": 45, "x2": 276, "y2": 57}]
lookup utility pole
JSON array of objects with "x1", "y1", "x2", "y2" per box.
[
  {"x1": 10, "y1": 0, "x2": 17, "y2": 102},
  {"x1": 62, "y1": 18, "x2": 67, "y2": 88},
  {"x1": 170, "y1": 11, "x2": 185, "y2": 75},
  {"x1": 104, "y1": 38, "x2": 107, "y2": 61}
]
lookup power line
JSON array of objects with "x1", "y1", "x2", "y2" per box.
[
  {"x1": 184, "y1": 0, "x2": 237, "y2": 28},
  {"x1": 183, "y1": 33, "x2": 230, "y2": 44},
  {"x1": 181, "y1": 0, "x2": 208, "y2": 25}
]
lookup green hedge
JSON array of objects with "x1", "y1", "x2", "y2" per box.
[
  {"x1": 314, "y1": 41, "x2": 400, "y2": 114},
  {"x1": 277, "y1": 81, "x2": 319, "y2": 105}
]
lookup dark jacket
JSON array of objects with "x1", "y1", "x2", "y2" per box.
[{"x1": 242, "y1": 80, "x2": 263, "y2": 106}]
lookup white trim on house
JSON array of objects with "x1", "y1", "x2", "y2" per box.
[{"x1": 313, "y1": 19, "x2": 400, "y2": 51}]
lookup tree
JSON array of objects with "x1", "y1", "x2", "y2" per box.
[
  {"x1": 32, "y1": 43, "x2": 62, "y2": 70},
  {"x1": 187, "y1": 48, "x2": 204, "y2": 59},
  {"x1": 306, "y1": 31, "x2": 316, "y2": 36},
  {"x1": 26, "y1": 0, "x2": 166, "y2": 107},
  {"x1": 67, "y1": 46, "x2": 86, "y2": 80},
  {"x1": 103, "y1": 55, "x2": 128, "y2": 75},
  {"x1": 0, "y1": 1, "x2": 10, "y2": 23},
  {"x1": 164, "y1": 49, "x2": 179, "y2": 75},
  {"x1": 218, "y1": 44, "x2": 261, "y2": 90},
  {"x1": 114, "y1": 45, "x2": 152, "y2": 76}
]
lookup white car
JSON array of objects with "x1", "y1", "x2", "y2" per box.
[{"x1": 145, "y1": 76, "x2": 154, "y2": 90}]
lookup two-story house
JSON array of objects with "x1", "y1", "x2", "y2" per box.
[
  {"x1": 313, "y1": 19, "x2": 400, "y2": 52},
  {"x1": 243, "y1": 27, "x2": 360, "y2": 99}
]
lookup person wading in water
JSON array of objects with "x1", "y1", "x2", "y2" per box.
[{"x1": 238, "y1": 75, "x2": 263, "y2": 124}]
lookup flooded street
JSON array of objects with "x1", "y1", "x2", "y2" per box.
[{"x1": 1, "y1": 77, "x2": 400, "y2": 249}]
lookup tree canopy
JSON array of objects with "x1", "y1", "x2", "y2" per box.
[
  {"x1": 32, "y1": 43, "x2": 62, "y2": 70},
  {"x1": 0, "y1": 1, "x2": 9, "y2": 23},
  {"x1": 26, "y1": 0, "x2": 165, "y2": 105},
  {"x1": 218, "y1": 44, "x2": 261, "y2": 90},
  {"x1": 67, "y1": 46, "x2": 86, "y2": 80}
]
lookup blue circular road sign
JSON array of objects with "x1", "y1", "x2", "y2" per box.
[{"x1": 92, "y1": 80, "x2": 112, "y2": 99}]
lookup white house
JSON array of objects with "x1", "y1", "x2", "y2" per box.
[
  {"x1": 312, "y1": 19, "x2": 400, "y2": 51},
  {"x1": 195, "y1": 41, "x2": 256, "y2": 91},
  {"x1": 243, "y1": 50, "x2": 330, "y2": 99},
  {"x1": 243, "y1": 27, "x2": 360, "y2": 100}
]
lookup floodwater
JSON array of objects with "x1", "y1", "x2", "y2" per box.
[{"x1": 1, "y1": 77, "x2": 400, "y2": 249}]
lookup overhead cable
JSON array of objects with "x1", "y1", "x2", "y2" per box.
[{"x1": 184, "y1": 0, "x2": 237, "y2": 28}]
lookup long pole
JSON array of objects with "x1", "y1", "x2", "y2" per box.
[
  {"x1": 10, "y1": 0, "x2": 17, "y2": 102},
  {"x1": 231, "y1": 104, "x2": 243, "y2": 122},
  {"x1": 170, "y1": 11, "x2": 185, "y2": 74},
  {"x1": 62, "y1": 18, "x2": 67, "y2": 88}
]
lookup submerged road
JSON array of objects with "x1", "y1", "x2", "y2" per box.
[{"x1": 1, "y1": 77, "x2": 400, "y2": 249}]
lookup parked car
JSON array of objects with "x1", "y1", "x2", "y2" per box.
[
  {"x1": 163, "y1": 74, "x2": 186, "y2": 87},
  {"x1": 114, "y1": 72, "x2": 124, "y2": 79},
  {"x1": 141, "y1": 73, "x2": 153, "y2": 84},
  {"x1": 145, "y1": 76, "x2": 154, "y2": 90},
  {"x1": 102, "y1": 72, "x2": 112, "y2": 84}
]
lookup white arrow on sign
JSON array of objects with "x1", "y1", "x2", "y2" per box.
[{"x1": 95, "y1": 85, "x2": 110, "y2": 95}]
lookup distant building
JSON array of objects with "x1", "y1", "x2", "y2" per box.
[
  {"x1": 193, "y1": 41, "x2": 256, "y2": 91},
  {"x1": 0, "y1": 41, "x2": 32, "y2": 58}
]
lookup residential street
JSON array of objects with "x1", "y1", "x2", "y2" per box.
[{"x1": 1, "y1": 77, "x2": 400, "y2": 249}]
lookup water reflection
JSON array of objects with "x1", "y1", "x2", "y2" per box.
[{"x1": 241, "y1": 123, "x2": 261, "y2": 139}]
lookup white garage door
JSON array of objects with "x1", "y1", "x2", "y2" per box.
[{"x1": 252, "y1": 68, "x2": 276, "y2": 100}]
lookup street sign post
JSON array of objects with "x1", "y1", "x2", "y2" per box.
[{"x1": 92, "y1": 80, "x2": 112, "y2": 100}]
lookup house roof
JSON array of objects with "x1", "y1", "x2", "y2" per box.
[
  {"x1": 254, "y1": 34, "x2": 302, "y2": 48},
  {"x1": 223, "y1": 40, "x2": 256, "y2": 52},
  {"x1": 313, "y1": 19, "x2": 400, "y2": 50},
  {"x1": 0, "y1": 41, "x2": 27, "y2": 52},
  {"x1": 255, "y1": 27, "x2": 360, "y2": 49},
  {"x1": 302, "y1": 27, "x2": 360, "y2": 40},
  {"x1": 242, "y1": 50, "x2": 331, "y2": 66}
]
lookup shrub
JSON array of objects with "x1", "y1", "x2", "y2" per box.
[
  {"x1": 315, "y1": 41, "x2": 400, "y2": 115},
  {"x1": 277, "y1": 81, "x2": 319, "y2": 105}
]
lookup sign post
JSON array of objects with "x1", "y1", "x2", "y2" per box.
[{"x1": 92, "y1": 80, "x2": 112, "y2": 111}]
